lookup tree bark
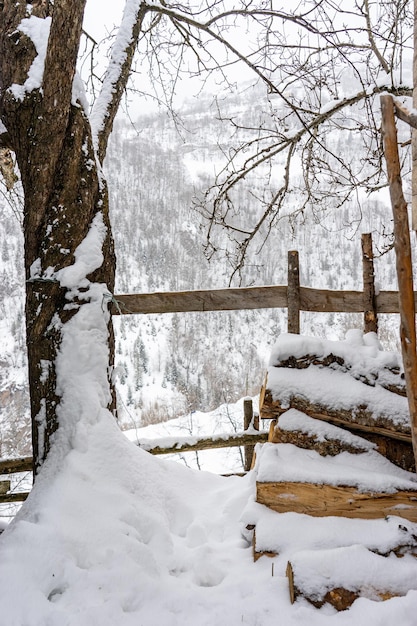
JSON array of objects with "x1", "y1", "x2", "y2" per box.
[{"x1": 0, "y1": 1, "x2": 116, "y2": 473}]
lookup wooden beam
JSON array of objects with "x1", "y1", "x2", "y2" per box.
[
  {"x1": 112, "y1": 287, "x2": 406, "y2": 316},
  {"x1": 0, "y1": 433, "x2": 269, "y2": 481},
  {"x1": 0, "y1": 492, "x2": 29, "y2": 503},
  {"x1": 140, "y1": 431, "x2": 268, "y2": 455},
  {"x1": 0, "y1": 457, "x2": 32, "y2": 475},
  {"x1": 244, "y1": 399, "x2": 259, "y2": 471},
  {"x1": 362, "y1": 233, "x2": 378, "y2": 334},
  {"x1": 256, "y1": 481, "x2": 417, "y2": 522},
  {"x1": 381, "y1": 94, "x2": 417, "y2": 471},
  {"x1": 287, "y1": 250, "x2": 300, "y2": 333}
]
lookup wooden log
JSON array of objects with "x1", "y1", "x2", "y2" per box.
[
  {"x1": 270, "y1": 354, "x2": 406, "y2": 396},
  {"x1": 270, "y1": 424, "x2": 372, "y2": 457},
  {"x1": 362, "y1": 233, "x2": 378, "y2": 334},
  {"x1": 286, "y1": 548, "x2": 414, "y2": 610},
  {"x1": 262, "y1": 392, "x2": 414, "y2": 470},
  {"x1": 260, "y1": 387, "x2": 411, "y2": 442},
  {"x1": 112, "y1": 286, "x2": 409, "y2": 316},
  {"x1": 252, "y1": 529, "x2": 276, "y2": 562},
  {"x1": 287, "y1": 560, "x2": 362, "y2": 610},
  {"x1": 256, "y1": 481, "x2": 417, "y2": 522},
  {"x1": 359, "y1": 432, "x2": 415, "y2": 473},
  {"x1": 287, "y1": 250, "x2": 300, "y2": 334}
]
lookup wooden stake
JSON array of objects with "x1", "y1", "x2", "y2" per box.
[
  {"x1": 287, "y1": 250, "x2": 300, "y2": 334},
  {"x1": 244, "y1": 398, "x2": 259, "y2": 471},
  {"x1": 361, "y1": 233, "x2": 378, "y2": 334},
  {"x1": 380, "y1": 93, "x2": 417, "y2": 470}
]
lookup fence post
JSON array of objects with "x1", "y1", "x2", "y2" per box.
[
  {"x1": 361, "y1": 233, "x2": 378, "y2": 334},
  {"x1": 288, "y1": 250, "x2": 300, "y2": 334},
  {"x1": 381, "y1": 93, "x2": 417, "y2": 472},
  {"x1": 244, "y1": 398, "x2": 259, "y2": 471}
]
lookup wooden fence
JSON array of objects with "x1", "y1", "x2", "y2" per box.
[
  {"x1": 0, "y1": 400, "x2": 266, "y2": 502},
  {"x1": 0, "y1": 232, "x2": 405, "y2": 503},
  {"x1": 111, "y1": 234, "x2": 395, "y2": 336}
]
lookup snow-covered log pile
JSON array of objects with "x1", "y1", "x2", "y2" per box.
[
  {"x1": 252, "y1": 331, "x2": 417, "y2": 609},
  {"x1": 260, "y1": 330, "x2": 414, "y2": 471}
]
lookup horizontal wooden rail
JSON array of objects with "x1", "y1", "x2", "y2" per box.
[
  {"x1": 0, "y1": 431, "x2": 268, "y2": 480},
  {"x1": 0, "y1": 457, "x2": 32, "y2": 475},
  {"x1": 0, "y1": 492, "x2": 29, "y2": 503},
  {"x1": 137, "y1": 431, "x2": 269, "y2": 455},
  {"x1": 111, "y1": 286, "x2": 405, "y2": 316}
]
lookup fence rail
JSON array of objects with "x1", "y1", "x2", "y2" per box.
[
  {"x1": 111, "y1": 236, "x2": 400, "y2": 337},
  {"x1": 112, "y1": 286, "x2": 404, "y2": 316},
  {"x1": 0, "y1": 425, "x2": 267, "y2": 503}
]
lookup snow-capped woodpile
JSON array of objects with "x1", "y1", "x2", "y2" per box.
[{"x1": 252, "y1": 331, "x2": 417, "y2": 610}]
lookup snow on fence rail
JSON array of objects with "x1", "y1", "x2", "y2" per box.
[{"x1": 0, "y1": 421, "x2": 268, "y2": 503}]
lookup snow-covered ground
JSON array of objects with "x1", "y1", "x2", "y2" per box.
[
  {"x1": 1, "y1": 408, "x2": 417, "y2": 625},
  {"x1": 1, "y1": 333, "x2": 417, "y2": 625}
]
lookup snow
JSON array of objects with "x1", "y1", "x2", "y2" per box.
[
  {"x1": 267, "y1": 332, "x2": 410, "y2": 431},
  {"x1": 255, "y1": 443, "x2": 417, "y2": 493},
  {"x1": 8, "y1": 15, "x2": 51, "y2": 101},
  {"x1": 278, "y1": 409, "x2": 376, "y2": 450},
  {"x1": 290, "y1": 545, "x2": 417, "y2": 601},
  {"x1": 2, "y1": 415, "x2": 417, "y2": 625},
  {"x1": 90, "y1": 0, "x2": 143, "y2": 149},
  {"x1": 2, "y1": 332, "x2": 417, "y2": 623},
  {"x1": 56, "y1": 212, "x2": 107, "y2": 290}
]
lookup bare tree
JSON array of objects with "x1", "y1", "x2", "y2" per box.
[{"x1": 185, "y1": 0, "x2": 412, "y2": 280}]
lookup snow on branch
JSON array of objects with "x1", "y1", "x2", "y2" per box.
[{"x1": 90, "y1": 0, "x2": 149, "y2": 164}]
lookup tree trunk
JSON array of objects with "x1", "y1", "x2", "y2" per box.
[{"x1": 0, "y1": 1, "x2": 116, "y2": 473}]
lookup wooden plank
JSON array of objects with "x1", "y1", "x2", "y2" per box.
[
  {"x1": 111, "y1": 287, "x2": 407, "y2": 316},
  {"x1": 381, "y1": 93, "x2": 417, "y2": 471},
  {"x1": 0, "y1": 457, "x2": 32, "y2": 476},
  {"x1": 287, "y1": 251, "x2": 300, "y2": 333},
  {"x1": 256, "y1": 481, "x2": 417, "y2": 522},
  {"x1": 362, "y1": 233, "x2": 378, "y2": 334},
  {"x1": 112, "y1": 286, "x2": 288, "y2": 315}
]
